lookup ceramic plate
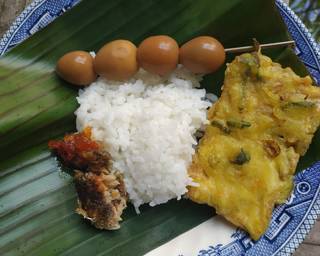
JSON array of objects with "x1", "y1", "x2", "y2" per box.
[{"x1": 0, "y1": 0, "x2": 319, "y2": 255}]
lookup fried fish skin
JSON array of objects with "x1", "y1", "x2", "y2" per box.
[
  {"x1": 188, "y1": 52, "x2": 320, "y2": 240},
  {"x1": 75, "y1": 167, "x2": 127, "y2": 230}
]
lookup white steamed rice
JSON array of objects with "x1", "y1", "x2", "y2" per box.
[{"x1": 75, "y1": 66, "x2": 212, "y2": 211}]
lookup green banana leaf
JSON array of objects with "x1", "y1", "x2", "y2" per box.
[{"x1": 0, "y1": 0, "x2": 319, "y2": 255}]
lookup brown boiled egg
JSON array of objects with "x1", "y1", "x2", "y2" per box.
[
  {"x1": 137, "y1": 35, "x2": 179, "y2": 76},
  {"x1": 94, "y1": 40, "x2": 138, "y2": 81},
  {"x1": 56, "y1": 51, "x2": 97, "y2": 86},
  {"x1": 179, "y1": 36, "x2": 226, "y2": 74}
]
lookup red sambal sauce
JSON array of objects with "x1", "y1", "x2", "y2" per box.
[{"x1": 48, "y1": 127, "x2": 100, "y2": 169}]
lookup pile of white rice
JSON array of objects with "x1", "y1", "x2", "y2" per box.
[{"x1": 75, "y1": 66, "x2": 212, "y2": 211}]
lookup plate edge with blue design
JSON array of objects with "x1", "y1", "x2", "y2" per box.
[{"x1": 1, "y1": 1, "x2": 319, "y2": 255}]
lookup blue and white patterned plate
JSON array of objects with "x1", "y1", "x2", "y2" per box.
[{"x1": 1, "y1": 1, "x2": 319, "y2": 255}]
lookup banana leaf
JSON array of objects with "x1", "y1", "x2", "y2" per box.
[{"x1": 0, "y1": 0, "x2": 319, "y2": 255}]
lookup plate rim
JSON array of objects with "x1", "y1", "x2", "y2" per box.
[{"x1": 0, "y1": 1, "x2": 319, "y2": 255}]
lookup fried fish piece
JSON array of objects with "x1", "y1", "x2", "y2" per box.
[
  {"x1": 49, "y1": 127, "x2": 128, "y2": 230},
  {"x1": 75, "y1": 167, "x2": 127, "y2": 230},
  {"x1": 188, "y1": 52, "x2": 320, "y2": 240}
]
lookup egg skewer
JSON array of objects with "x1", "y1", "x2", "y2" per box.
[{"x1": 55, "y1": 37, "x2": 295, "y2": 85}]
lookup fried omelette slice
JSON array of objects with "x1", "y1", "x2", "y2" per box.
[
  {"x1": 188, "y1": 52, "x2": 320, "y2": 240},
  {"x1": 49, "y1": 127, "x2": 128, "y2": 230}
]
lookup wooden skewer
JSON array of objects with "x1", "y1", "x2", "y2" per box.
[{"x1": 225, "y1": 40, "x2": 295, "y2": 53}]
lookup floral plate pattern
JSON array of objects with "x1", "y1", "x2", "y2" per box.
[{"x1": 1, "y1": 1, "x2": 319, "y2": 255}]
